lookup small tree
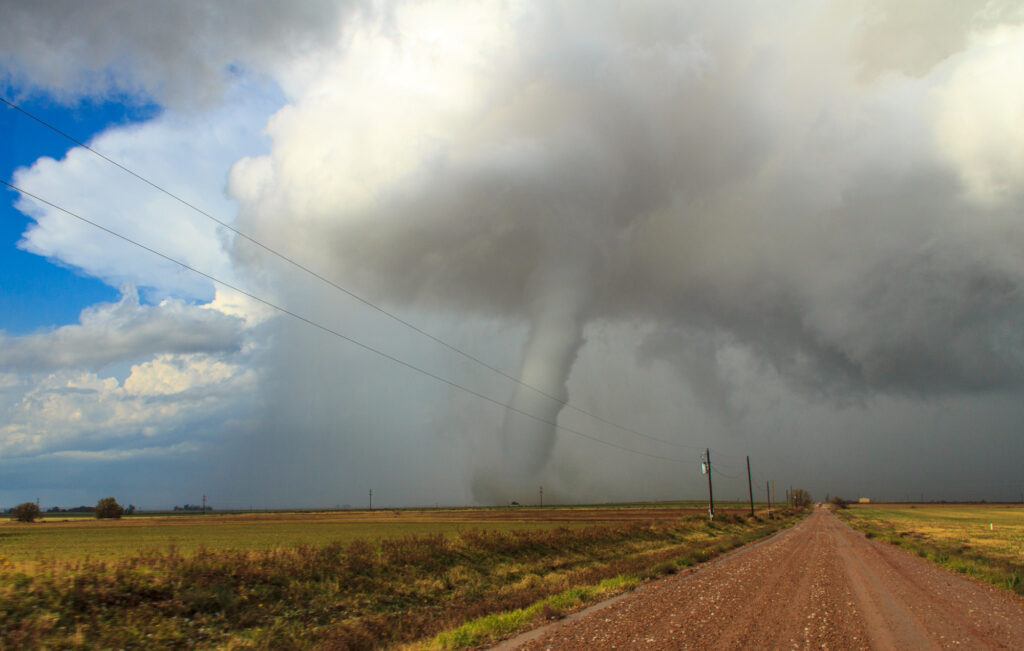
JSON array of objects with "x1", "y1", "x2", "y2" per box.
[
  {"x1": 11, "y1": 502, "x2": 41, "y2": 523},
  {"x1": 790, "y1": 488, "x2": 813, "y2": 508},
  {"x1": 95, "y1": 497, "x2": 124, "y2": 519}
]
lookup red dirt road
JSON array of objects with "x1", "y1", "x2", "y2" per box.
[{"x1": 499, "y1": 507, "x2": 1024, "y2": 650}]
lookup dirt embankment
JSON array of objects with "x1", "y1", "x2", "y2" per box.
[{"x1": 499, "y1": 506, "x2": 1024, "y2": 649}]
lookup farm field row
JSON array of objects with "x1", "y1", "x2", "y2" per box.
[{"x1": 838, "y1": 503, "x2": 1024, "y2": 595}]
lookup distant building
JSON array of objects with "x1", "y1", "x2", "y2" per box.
[{"x1": 858, "y1": 497, "x2": 871, "y2": 504}]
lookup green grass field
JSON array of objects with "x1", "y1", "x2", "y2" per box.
[{"x1": 838, "y1": 503, "x2": 1024, "y2": 595}]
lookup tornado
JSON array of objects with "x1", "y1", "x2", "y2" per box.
[{"x1": 492, "y1": 261, "x2": 592, "y2": 500}]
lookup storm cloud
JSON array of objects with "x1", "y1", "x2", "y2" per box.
[
  {"x1": 3, "y1": 1, "x2": 1024, "y2": 507},
  {"x1": 226, "y1": 2, "x2": 1024, "y2": 500},
  {"x1": 0, "y1": 0, "x2": 358, "y2": 107}
]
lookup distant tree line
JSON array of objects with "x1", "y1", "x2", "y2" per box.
[
  {"x1": 173, "y1": 504, "x2": 212, "y2": 512},
  {"x1": 45, "y1": 505, "x2": 98, "y2": 513},
  {"x1": 7, "y1": 497, "x2": 134, "y2": 522}
]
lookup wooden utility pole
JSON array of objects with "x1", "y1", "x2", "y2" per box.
[
  {"x1": 766, "y1": 480, "x2": 771, "y2": 517},
  {"x1": 539, "y1": 486, "x2": 543, "y2": 507},
  {"x1": 202, "y1": 494, "x2": 206, "y2": 515},
  {"x1": 369, "y1": 489, "x2": 373, "y2": 511},
  {"x1": 705, "y1": 448, "x2": 715, "y2": 521},
  {"x1": 746, "y1": 456, "x2": 754, "y2": 517}
]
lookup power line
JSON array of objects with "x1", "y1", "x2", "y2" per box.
[
  {"x1": 705, "y1": 446, "x2": 749, "y2": 462},
  {"x1": 712, "y1": 466, "x2": 741, "y2": 480},
  {"x1": 0, "y1": 95, "x2": 710, "y2": 454},
  {"x1": 709, "y1": 456, "x2": 741, "y2": 468},
  {"x1": 2, "y1": 179, "x2": 692, "y2": 466}
]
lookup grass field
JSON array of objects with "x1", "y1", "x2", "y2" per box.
[
  {"x1": 0, "y1": 512, "x2": 580, "y2": 566},
  {"x1": 838, "y1": 503, "x2": 1024, "y2": 595},
  {"x1": 1, "y1": 503, "x2": 801, "y2": 649},
  {"x1": 0, "y1": 502, "x2": 739, "y2": 565}
]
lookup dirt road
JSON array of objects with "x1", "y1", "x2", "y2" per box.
[{"x1": 498, "y1": 507, "x2": 1024, "y2": 650}]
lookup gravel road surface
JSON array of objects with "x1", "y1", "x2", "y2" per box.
[{"x1": 497, "y1": 506, "x2": 1024, "y2": 650}]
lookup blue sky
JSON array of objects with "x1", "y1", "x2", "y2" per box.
[
  {"x1": 2, "y1": 2, "x2": 1024, "y2": 510},
  {"x1": 0, "y1": 95, "x2": 157, "y2": 333}
]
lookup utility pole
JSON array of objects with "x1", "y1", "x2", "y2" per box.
[
  {"x1": 539, "y1": 486, "x2": 543, "y2": 508},
  {"x1": 369, "y1": 489, "x2": 373, "y2": 511},
  {"x1": 202, "y1": 495, "x2": 206, "y2": 515},
  {"x1": 704, "y1": 448, "x2": 715, "y2": 520},
  {"x1": 746, "y1": 456, "x2": 754, "y2": 517},
  {"x1": 766, "y1": 481, "x2": 771, "y2": 518}
]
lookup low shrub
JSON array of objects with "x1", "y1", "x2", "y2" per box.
[{"x1": 829, "y1": 496, "x2": 848, "y2": 509}]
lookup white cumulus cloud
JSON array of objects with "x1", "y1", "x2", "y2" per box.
[
  {"x1": 0, "y1": 289, "x2": 247, "y2": 373},
  {"x1": 0, "y1": 351, "x2": 256, "y2": 459}
]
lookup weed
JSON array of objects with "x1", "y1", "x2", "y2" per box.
[{"x1": 643, "y1": 561, "x2": 679, "y2": 579}]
